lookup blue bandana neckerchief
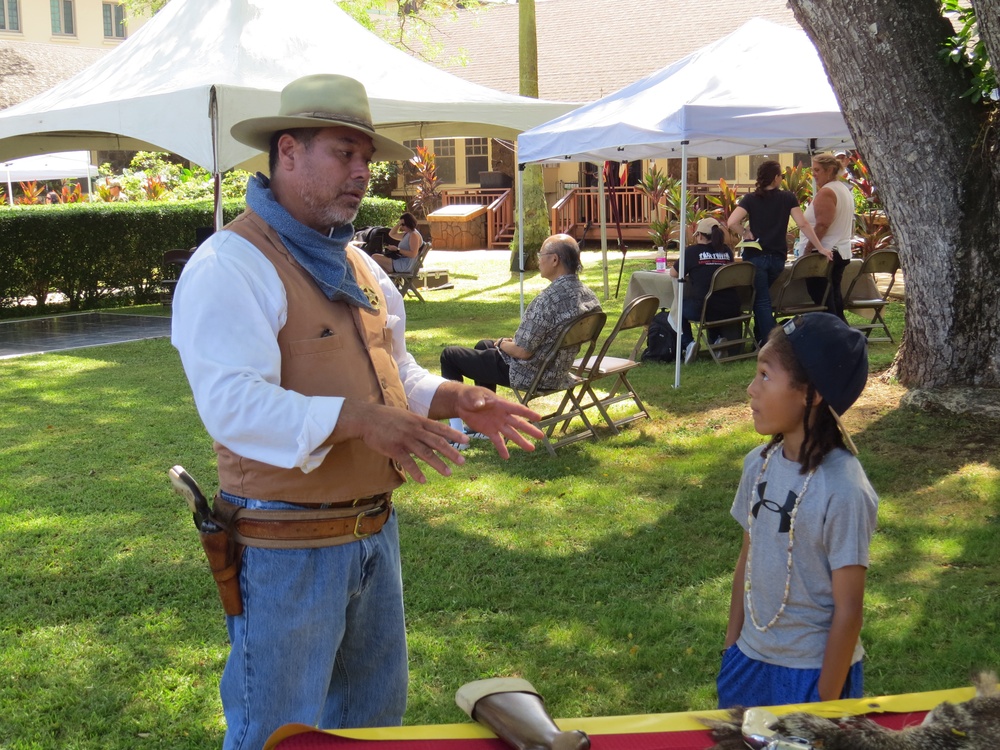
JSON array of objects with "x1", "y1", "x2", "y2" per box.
[{"x1": 245, "y1": 173, "x2": 373, "y2": 310}]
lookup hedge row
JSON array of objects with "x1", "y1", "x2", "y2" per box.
[{"x1": 0, "y1": 196, "x2": 405, "y2": 312}]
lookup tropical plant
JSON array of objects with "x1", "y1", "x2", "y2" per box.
[
  {"x1": 781, "y1": 164, "x2": 813, "y2": 207},
  {"x1": 844, "y1": 153, "x2": 894, "y2": 257},
  {"x1": 659, "y1": 180, "x2": 708, "y2": 246},
  {"x1": 143, "y1": 175, "x2": 168, "y2": 201},
  {"x1": 407, "y1": 145, "x2": 441, "y2": 220},
  {"x1": 637, "y1": 165, "x2": 674, "y2": 225},
  {"x1": 16, "y1": 181, "x2": 44, "y2": 205},
  {"x1": 853, "y1": 213, "x2": 894, "y2": 258},
  {"x1": 706, "y1": 177, "x2": 743, "y2": 245},
  {"x1": 60, "y1": 183, "x2": 84, "y2": 204}
]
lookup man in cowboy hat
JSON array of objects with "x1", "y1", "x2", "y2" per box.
[{"x1": 171, "y1": 74, "x2": 542, "y2": 749}]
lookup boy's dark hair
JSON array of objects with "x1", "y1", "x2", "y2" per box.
[{"x1": 760, "y1": 326, "x2": 845, "y2": 474}]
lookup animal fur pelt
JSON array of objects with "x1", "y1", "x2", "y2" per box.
[{"x1": 704, "y1": 672, "x2": 1000, "y2": 750}]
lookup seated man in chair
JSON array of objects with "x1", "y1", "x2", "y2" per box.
[{"x1": 440, "y1": 234, "x2": 601, "y2": 440}]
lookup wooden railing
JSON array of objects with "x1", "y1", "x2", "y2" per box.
[
  {"x1": 551, "y1": 187, "x2": 652, "y2": 241},
  {"x1": 550, "y1": 184, "x2": 749, "y2": 243},
  {"x1": 440, "y1": 188, "x2": 513, "y2": 248}
]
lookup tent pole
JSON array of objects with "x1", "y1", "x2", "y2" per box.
[
  {"x1": 5, "y1": 167, "x2": 12, "y2": 207},
  {"x1": 597, "y1": 167, "x2": 608, "y2": 298},
  {"x1": 673, "y1": 141, "x2": 689, "y2": 389},
  {"x1": 518, "y1": 163, "x2": 525, "y2": 318},
  {"x1": 210, "y1": 86, "x2": 223, "y2": 231},
  {"x1": 84, "y1": 151, "x2": 93, "y2": 200}
]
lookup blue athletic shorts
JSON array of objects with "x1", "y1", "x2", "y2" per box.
[{"x1": 716, "y1": 644, "x2": 864, "y2": 709}]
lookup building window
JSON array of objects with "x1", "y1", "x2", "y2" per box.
[
  {"x1": 434, "y1": 139, "x2": 456, "y2": 184},
  {"x1": 465, "y1": 137, "x2": 489, "y2": 186},
  {"x1": 707, "y1": 156, "x2": 736, "y2": 182},
  {"x1": 103, "y1": 2, "x2": 125, "y2": 38},
  {"x1": 50, "y1": 0, "x2": 75, "y2": 35},
  {"x1": 1, "y1": 0, "x2": 21, "y2": 31},
  {"x1": 402, "y1": 139, "x2": 422, "y2": 186}
]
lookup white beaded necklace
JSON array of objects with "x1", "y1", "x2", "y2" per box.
[{"x1": 745, "y1": 441, "x2": 817, "y2": 633}]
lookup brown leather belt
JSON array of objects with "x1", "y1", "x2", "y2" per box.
[{"x1": 214, "y1": 492, "x2": 392, "y2": 550}]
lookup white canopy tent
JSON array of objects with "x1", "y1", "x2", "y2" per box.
[
  {"x1": 515, "y1": 17, "x2": 853, "y2": 386},
  {"x1": 0, "y1": 0, "x2": 575, "y2": 227},
  {"x1": 3, "y1": 151, "x2": 98, "y2": 205}
]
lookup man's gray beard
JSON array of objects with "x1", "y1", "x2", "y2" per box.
[{"x1": 295, "y1": 183, "x2": 362, "y2": 230}]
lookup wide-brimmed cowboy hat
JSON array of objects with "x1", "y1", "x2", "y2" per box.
[{"x1": 231, "y1": 74, "x2": 413, "y2": 162}]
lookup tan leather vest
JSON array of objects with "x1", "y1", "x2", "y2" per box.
[{"x1": 214, "y1": 209, "x2": 407, "y2": 504}]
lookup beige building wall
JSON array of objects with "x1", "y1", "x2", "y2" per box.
[{"x1": 1, "y1": 1, "x2": 149, "y2": 47}]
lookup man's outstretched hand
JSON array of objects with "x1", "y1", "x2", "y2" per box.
[
  {"x1": 452, "y1": 385, "x2": 543, "y2": 459},
  {"x1": 335, "y1": 384, "x2": 543, "y2": 484}
]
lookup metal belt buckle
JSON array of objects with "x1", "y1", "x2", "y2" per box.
[{"x1": 353, "y1": 504, "x2": 386, "y2": 539}]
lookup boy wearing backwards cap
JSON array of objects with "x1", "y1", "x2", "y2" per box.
[{"x1": 718, "y1": 312, "x2": 879, "y2": 708}]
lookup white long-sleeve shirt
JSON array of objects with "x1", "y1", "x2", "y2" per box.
[{"x1": 170, "y1": 230, "x2": 445, "y2": 473}]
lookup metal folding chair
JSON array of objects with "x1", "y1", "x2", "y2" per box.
[
  {"x1": 160, "y1": 248, "x2": 194, "y2": 306},
  {"x1": 388, "y1": 242, "x2": 432, "y2": 302},
  {"x1": 573, "y1": 295, "x2": 659, "y2": 433},
  {"x1": 688, "y1": 263, "x2": 759, "y2": 363},
  {"x1": 843, "y1": 249, "x2": 899, "y2": 342},
  {"x1": 510, "y1": 310, "x2": 607, "y2": 456},
  {"x1": 771, "y1": 253, "x2": 832, "y2": 321}
]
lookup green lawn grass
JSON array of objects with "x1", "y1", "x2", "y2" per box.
[{"x1": 0, "y1": 250, "x2": 997, "y2": 749}]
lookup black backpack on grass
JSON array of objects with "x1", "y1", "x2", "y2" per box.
[{"x1": 641, "y1": 311, "x2": 676, "y2": 363}]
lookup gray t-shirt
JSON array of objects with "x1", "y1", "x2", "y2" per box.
[{"x1": 732, "y1": 445, "x2": 879, "y2": 669}]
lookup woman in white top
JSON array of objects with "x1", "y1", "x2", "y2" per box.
[
  {"x1": 800, "y1": 152, "x2": 856, "y2": 320},
  {"x1": 372, "y1": 212, "x2": 423, "y2": 275}
]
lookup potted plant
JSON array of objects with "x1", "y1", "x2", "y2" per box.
[
  {"x1": 639, "y1": 166, "x2": 675, "y2": 252},
  {"x1": 781, "y1": 164, "x2": 813, "y2": 251},
  {"x1": 661, "y1": 180, "x2": 708, "y2": 246},
  {"x1": 408, "y1": 145, "x2": 441, "y2": 220},
  {"x1": 706, "y1": 177, "x2": 744, "y2": 246}
]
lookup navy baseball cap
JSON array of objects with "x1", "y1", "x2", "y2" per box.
[{"x1": 781, "y1": 313, "x2": 868, "y2": 453}]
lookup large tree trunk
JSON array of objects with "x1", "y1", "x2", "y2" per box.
[{"x1": 789, "y1": 0, "x2": 1000, "y2": 388}]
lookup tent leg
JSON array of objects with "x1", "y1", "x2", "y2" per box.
[
  {"x1": 518, "y1": 164, "x2": 525, "y2": 318},
  {"x1": 597, "y1": 168, "x2": 608, "y2": 300},
  {"x1": 673, "y1": 142, "x2": 688, "y2": 389}
]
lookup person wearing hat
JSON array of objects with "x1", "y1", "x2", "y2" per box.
[
  {"x1": 108, "y1": 179, "x2": 127, "y2": 202},
  {"x1": 717, "y1": 312, "x2": 878, "y2": 710},
  {"x1": 668, "y1": 216, "x2": 741, "y2": 363},
  {"x1": 171, "y1": 73, "x2": 543, "y2": 748}
]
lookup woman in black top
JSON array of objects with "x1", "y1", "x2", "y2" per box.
[{"x1": 727, "y1": 160, "x2": 830, "y2": 342}]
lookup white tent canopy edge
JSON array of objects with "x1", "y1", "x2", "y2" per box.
[{"x1": 0, "y1": 0, "x2": 577, "y2": 227}]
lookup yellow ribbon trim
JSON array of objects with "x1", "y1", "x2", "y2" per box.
[{"x1": 263, "y1": 684, "x2": 978, "y2": 749}]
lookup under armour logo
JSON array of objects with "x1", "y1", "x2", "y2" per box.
[{"x1": 751, "y1": 481, "x2": 798, "y2": 533}]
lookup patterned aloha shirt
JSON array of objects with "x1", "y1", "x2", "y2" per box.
[{"x1": 503, "y1": 274, "x2": 601, "y2": 390}]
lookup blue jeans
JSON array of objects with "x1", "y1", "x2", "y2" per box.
[
  {"x1": 717, "y1": 644, "x2": 863, "y2": 709},
  {"x1": 680, "y1": 297, "x2": 702, "y2": 348},
  {"x1": 219, "y1": 494, "x2": 408, "y2": 750},
  {"x1": 746, "y1": 254, "x2": 786, "y2": 343}
]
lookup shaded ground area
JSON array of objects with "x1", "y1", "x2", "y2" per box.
[{"x1": 0, "y1": 312, "x2": 172, "y2": 359}]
